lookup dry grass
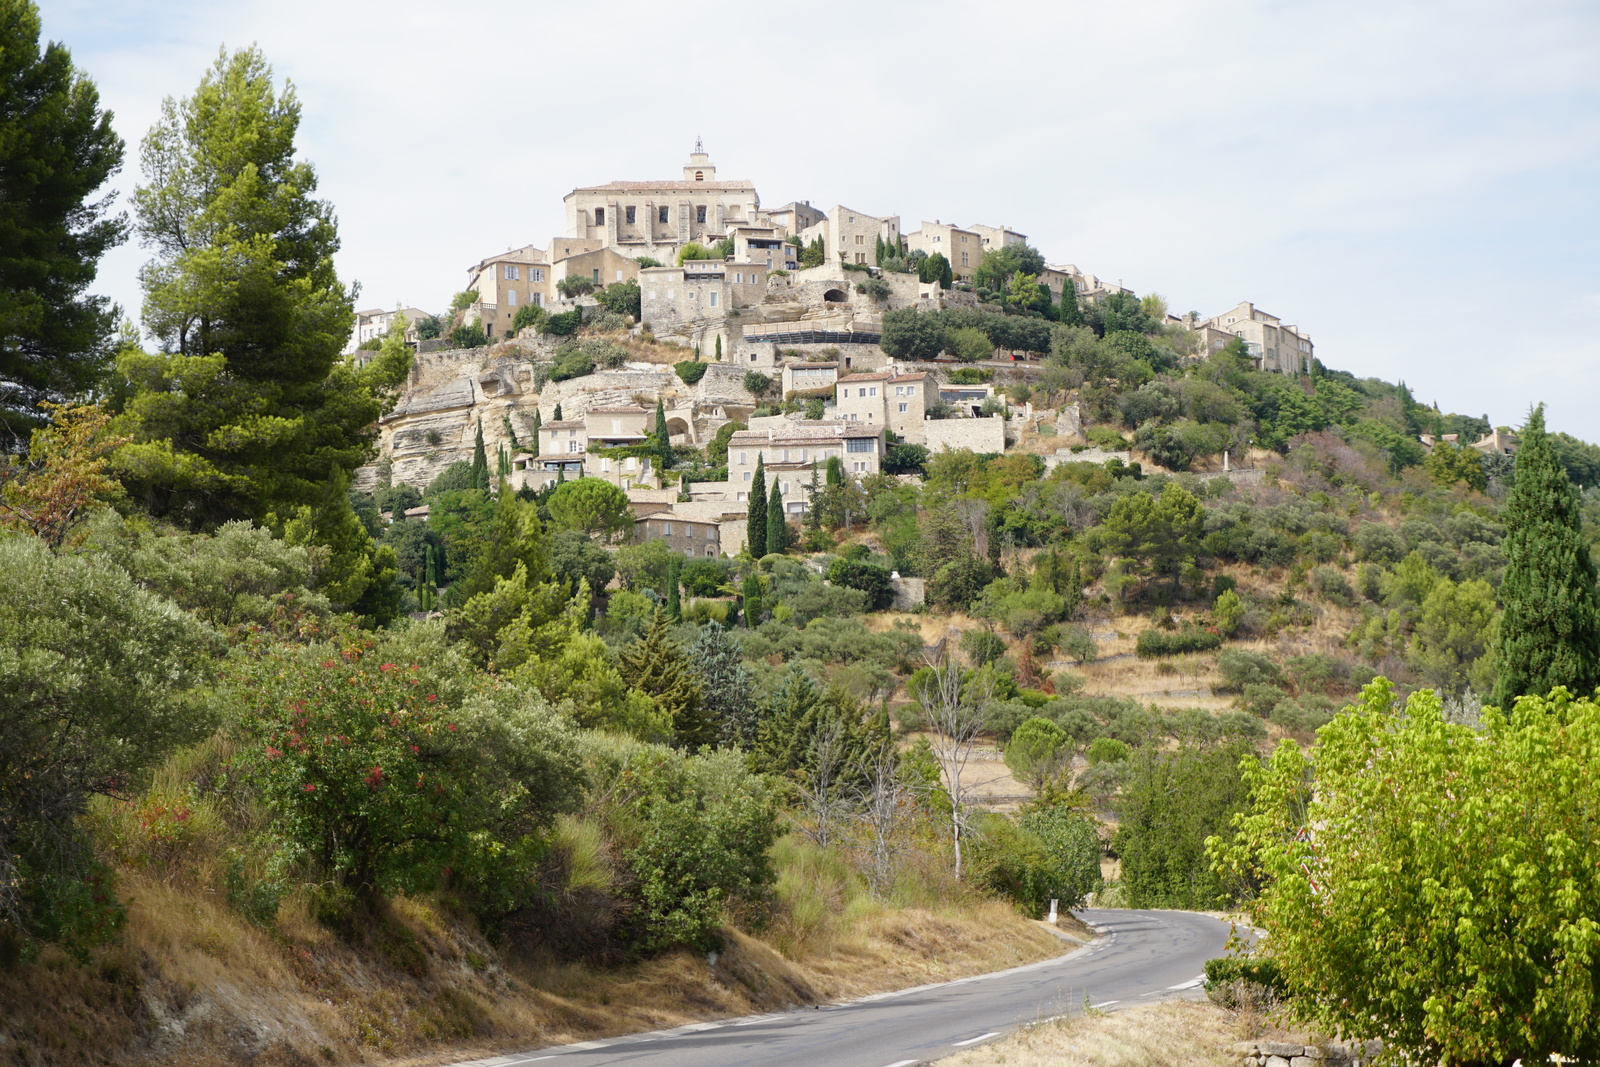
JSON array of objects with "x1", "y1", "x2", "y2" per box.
[
  {"x1": 0, "y1": 850, "x2": 1069, "y2": 1067},
  {"x1": 934, "y1": 999, "x2": 1245, "y2": 1067}
]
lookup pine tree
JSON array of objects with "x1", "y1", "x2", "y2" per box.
[
  {"x1": 747, "y1": 457, "x2": 768, "y2": 558},
  {"x1": 766, "y1": 483, "x2": 787, "y2": 555},
  {"x1": 654, "y1": 397, "x2": 672, "y2": 473},
  {"x1": 691, "y1": 624, "x2": 755, "y2": 746},
  {"x1": 458, "y1": 489, "x2": 547, "y2": 599},
  {"x1": 618, "y1": 609, "x2": 711, "y2": 748},
  {"x1": 665, "y1": 555, "x2": 682, "y2": 621},
  {"x1": 471, "y1": 419, "x2": 489, "y2": 489},
  {"x1": 1493, "y1": 405, "x2": 1600, "y2": 706},
  {"x1": 0, "y1": 0, "x2": 127, "y2": 450}
]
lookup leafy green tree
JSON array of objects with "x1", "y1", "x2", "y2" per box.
[
  {"x1": 595, "y1": 280, "x2": 640, "y2": 319},
  {"x1": 741, "y1": 571, "x2": 762, "y2": 628},
  {"x1": 946, "y1": 326, "x2": 993, "y2": 363},
  {"x1": 457, "y1": 488, "x2": 547, "y2": 599},
  {"x1": 826, "y1": 557, "x2": 893, "y2": 610},
  {"x1": 1494, "y1": 405, "x2": 1600, "y2": 706},
  {"x1": 547, "y1": 477, "x2": 632, "y2": 543},
  {"x1": 511, "y1": 302, "x2": 546, "y2": 333},
  {"x1": 766, "y1": 482, "x2": 787, "y2": 554},
  {"x1": 1114, "y1": 741, "x2": 1251, "y2": 908},
  {"x1": 747, "y1": 457, "x2": 768, "y2": 558},
  {"x1": 799, "y1": 236, "x2": 825, "y2": 268},
  {"x1": 277, "y1": 465, "x2": 400, "y2": 624},
  {"x1": 879, "y1": 307, "x2": 947, "y2": 361},
  {"x1": 1215, "y1": 681, "x2": 1600, "y2": 1066},
  {"x1": 116, "y1": 47, "x2": 402, "y2": 528},
  {"x1": 0, "y1": 536, "x2": 211, "y2": 957},
  {"x1": 0, "y1": 0, "x2": 127, "y2": 448},
  {"x1": 1005, "y1": 717, "x2": 1069, "y2": 791},
  {"x1": 1423, "y1": 439, "x2": 1487, "y2": 491},
  {"x1": 618, "y1": 610, "x2": 712, "y2": 748},
  {"x1": 226, "y1": 623, "x2": 582, "y2": 903},
  {"x1": 1100, "y1": 483, "x2": 1203, "y2": 597},
  {"x1": 1409, "y1": 576, "x2": 1498, "y2": 696},
  {"x1": 548, "y1": 528, "x2": 614, "y2": 605}
]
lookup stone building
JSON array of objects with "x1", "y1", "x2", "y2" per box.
[
  {"x1": 345, "y1": 307, "x2": 430, "y2": 353},
  {"x1": 798, "y1": 205, "x2": 901, "y2": 269},
  {"x1": 781, "y1": 361, "x2": 840, "y2": 397},
  {"x1": 725, "y1": 419, "x2": 885, "y2": 515},
  {"x1": 906, "y1": 220, "x2": 983, "y2": 281},
  {"x1": 552, "y1": 246, "x2": 640, "y2": 294},
  {"x1": 969, "y1": 223, "x2": 1028, "y2": 251},
  {"x1": 1193, "y1": 301, "x2": 1314, "y2": 375},
  {"x1": 638, "y1": 260, "x2": 770, "y2": 350},
  {"x1": 464, "y1": 245, "x2": 553, "y2": 337},
  {"x1": 633, "y1": 513, "x2": 722, "y2": 557},
  {"x1": 833, "y1": 370, "x2": 936, "y2": 441},
  {"x1": 767, "y1": 200, "x2": 827, "y2": 237},
  {"x1": 561, "y1": 142, "x2": 760, "y2": 264}
]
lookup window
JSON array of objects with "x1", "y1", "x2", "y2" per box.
[
  {"x1": 853, "y1": 461, "x2": 868, "y2": 473},
  {"x1": 846, "y1": 437, "x2": 875, "y2": 453},
  {"x1": 666, "y1": 290, "x2": 674, "y2": 300},
  {"x1": 738, "y1": 452, "x2": 746, "y2": 464},
  {"x1": 734, "y1": 272, "x2": 742, "y2": 284},
  {"x1": 694, "y1": 171, "x2": 704, "y2": 180},
  {"x1": 594, "y1": 208, "x2": 605, "y2": 224},
  {"x1": 907, "y1": 385, "x2": 916, "y2": 394},
  {"x1": 780, "y1": 449, "x2": 789, "y2": 461},
  {"x1": 855, "y1": 253, "x2": 866, "y2": 264},
  {"x1": 705, "y1": 546, "x2": 715, "y2": 556},
  {"x1": 592, "y1": 268, "x2": 600, "y2": 284},
  {"x1": 869, "y1": 387, "x2": 878, "y2": 397},
  {"x1": 899, "y1": 403, "x2": 908, "y2": 413},
  {"x1": 567, "y1": 441, "x2": 582, "y2": 453},
  {"x1": 781, "y1": 481, "x2": 790, "y2": 494},
  {"x1": 663, "y1": 522, "x2": 672, "y2": 535},
  {"x1": 616, "y1": 270, "x2": 624, "y2": 281},
  {"x1": 736, "y1": 491, "x2": 746, "y2": 502},
  {"x1": 933, "y1": 235, "x2": 941, "y2": 243},
  {"x1": 709, "y1": 292, "x2": 718, "y2": 307},
  {"x1": 742, "y1": 471, "x2": 752, "y2": 482},
  {"x1": 625, "y1": 205, "x2": 636, "y2": 224},
  {"x1": 532, "y1": 268, "x2": 544, "y2": 282},
  {"x1": 696, "y1": 205, "x2": 707, "y2": 223},
  {"x1": 894, "y1": 386, "x2": 903, "y2": 396},
  {"x1": 503, "y1": 265, "x2": 519, "y2": 280},
  {"x1": 961, "y1": 253, "x2": 969, "y2": 267},
  {"x1": 600, "y1": 457, "x2": 611, "y2": 472},
  {"x1": 960, "y1": 235, "x2": 968, "y2": 243},
  {"x1": 855, "y1": 235, "x2": 864, "y2": 244},
  {"x1": 506, "y1": 289, "x2": 517, "y2": 305}
]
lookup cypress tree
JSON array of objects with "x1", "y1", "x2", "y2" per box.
[
  {"x1": 742, "y1": 572, "x2": 762, "y2": 628},
  {"x1": 1493, "y1": 405, "x2": 1600, "y2": 706},
  {"x1": 715, "y1": 334, "x2": 723, "y2": 361},
  {"x1": 530, "y1": 409, "x2": 542, "y2": 456},
  {"x1": 806, "y1": 468, "x2": 822, "y2": 532},
  {"x1": 766, "y1": 482, "x2": 787, "y2": 554},
  {"x1": 471, "y1": 418, "x2": 489, "y2": 489},
  {"x1": 553, "y1": 402, "x2": 563, "y2": 421},
  {"x1": 1058, "y1": 280, "x2": 1083, "y2": 327},
  {"x1": 666, "y1": 555, "x2": 682, "y2": 621},
  {"x1": 654, "y1": 397, "x2": 672, "y2": 473},
  {"x1": 747, "y1": 457, "x2": 767, "y2": 558}
]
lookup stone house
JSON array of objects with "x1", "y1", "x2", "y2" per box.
[
  {"x1": 1193, "y1": 301, "x2": 1313, "y2": 375},
  {"x1": 781, "y1": 361, "x2": 840, "y2": 397},
  {"x1": 906, "y1": 220, "x2": 983, "y2": 280},
  {"x1": 464, "y1": 245, "x2": 553, "y2": 338},
  {"x1": 767, "y1": 200, "x2": 827, "y2": 238},
  {"x1": 833, "y1": 370, "x2": 935, "y2": 440},
  {"x1": 520, "y1": 405, "x2": 656, "y2": 487},
  {"x1": 798, "y1": 205, "x2": 901, "y2": 269},
  {"x1": 731, "y1": 224, "x2": 798, "y2": 271},
  {"x1": 969, "y1": 223, "x2": 1028, "y2": 252},
  {"x1": 561, "y1": 142, "x2": 759, "y2": 264},
  {"x1": 726, "y1": 419, "x2": 885, "y2": 515},
  {"x1": 633, "y1": 513, "x2": 722, "y2": 558},
  {"x1": 552, "y1": 246, "x2": 640, "y2": 295},
  {"x1": 638, "y1": 261, "x2": 769, "y2": 349},
  {"x1": 346, "y1": 307, "x2": 430, "y2": 353}
]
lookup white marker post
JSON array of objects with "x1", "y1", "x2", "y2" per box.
[{"x1": 1048, "y1": 898, "x2": 1058, "y2": 925}]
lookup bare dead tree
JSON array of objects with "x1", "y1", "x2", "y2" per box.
[
  {"x1": 854, "y1": 750, "x2": 909, "y2": 895},
  {"x1": 795, "y1": 717, "x2": 853, "y2": 849},
  {"x1": 919, "y1": 642, "x2": 993, "y2": 881}
]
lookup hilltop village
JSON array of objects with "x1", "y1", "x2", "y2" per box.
[{"x1": 353, "y1": 143, "x2": 1343, "y2": 560}]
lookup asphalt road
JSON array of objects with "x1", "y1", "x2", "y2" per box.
[{"x1": 443, "y1": 908, "x2": 1232, "y2": 1067}]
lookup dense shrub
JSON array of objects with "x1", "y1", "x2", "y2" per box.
[
  {"x1": 1135, "y1": 626, "x2": 1222, "y2": 657},
  {"x1": 826, "y1": 557, "x2": 894, "y2": 611},
  {"x1": 674, "y1": 360, "x2": 708, "y2": 384},
  {"x1": 1216, "y1": 648, "x2": 1282, "y2": 691},
  {"x1": 1112, "y1": 742, "x2": 1252, "y2": 909}
]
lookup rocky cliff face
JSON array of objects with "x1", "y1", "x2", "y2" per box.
[{"x1": 357, "y1": 337, "x2": 755, "y2": 492}]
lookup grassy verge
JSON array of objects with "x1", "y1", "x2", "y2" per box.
[
  {"x1": 0, "y1": 835, "x2": 1068, "y2": 1067},
  {"x1": 933, "y1": 1000, "x2": 1245, "y2": 1067}
]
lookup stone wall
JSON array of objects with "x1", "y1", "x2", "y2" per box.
[
  {"x1": 889, "y1": 575, "x2": 925, "y2": 610},
  {"x1": 1229, "y1": 1039, "x2": 1381, "y2": 1067},
  {"x1": 921, "y1": 415, "x2": 1006, "y2": 453},
  {"x1": 1041, "y1": 446, "x2": 1132, "y2": 471}
]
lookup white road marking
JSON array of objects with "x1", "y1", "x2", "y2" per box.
[
  {"x1": 1090, "y1": 1000, "x2": 1119, "y2": 1008},
  {"x1": 1166, "y1": 975, "x2": 1205, "y2": 990},
  {"x1": 953, "y1": 1032, "x2": 1000, "y2": 1046},
  {"x1": 883, "y1": 1060, "x2": 920, "y2": 1067}
]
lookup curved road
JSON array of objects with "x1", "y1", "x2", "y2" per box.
[{"x1": 443, "y1": 909, "x2": 1231, "y2": 1067}]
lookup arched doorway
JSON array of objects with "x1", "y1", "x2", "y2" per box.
[{"x1": 822, "y1": 288, "x2": 847, "y2": 303}]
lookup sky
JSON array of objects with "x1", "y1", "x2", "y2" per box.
[{"x1": 39, "y1": 0, "x2": 1600, "y2": 439}]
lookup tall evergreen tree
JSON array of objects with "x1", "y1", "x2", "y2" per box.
[
  {"x1": 0, "y1": 0, "x2": 127, "y2": 449},
  {"x1": 552, "y1": 402, "x2": 563, "y2": 422},
  {"x1": 747, "y1": 456, "x2": 768, "y2": 558},
  {"x1": 741, "y1": 572, "x2": 762, "y2": 629},
  {"x1": 1058, "y1": 279, "x2": 1083, "y2": 327},
  {"x1": 457, "y1": 488, "x2": 547, "y2": 599},
  {"x1": 665, "y1": 555, "x2": 682, "y2": 621},
  {"x1": 653, "y1": 397, "x2": 672, "y2": 474},
  {"x1": 618, "y1": 609, "x2": 711, "y2": 748},
  {"x1": 714, "y1": 334, "x2": 723, "y2": 361},
  {"x1": 529, "y1": 409, "x2": 542, "y2": 456},
  {"x1": 766, "y1": 482, "x2": 787, "y2": 554},
  {"x1": 691, "y1": 624, "x2": 755, "y2": 746},
  {"x1": 471, "y1": 419, "x2": 489, "y2": 489},
  {"x1": 114, "y1": 46, "x2": 406, "y2": 528},
  {"x1": 1493, "y1": 405, "x2": 1600, "y2": 706}
]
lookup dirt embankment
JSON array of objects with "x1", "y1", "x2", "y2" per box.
[{"x1": 0, "y1": 873, "x2": 1073, "y2": 1067}]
